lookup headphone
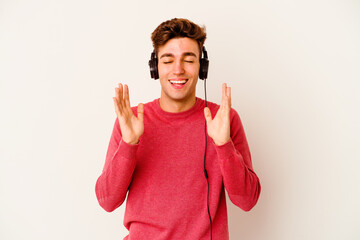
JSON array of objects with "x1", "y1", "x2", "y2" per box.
[{"x1": 148, "y1": 46, "x2": 209, "y2": 80}]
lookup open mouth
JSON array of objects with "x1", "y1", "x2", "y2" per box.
[{"x1": 169, "y1": 79, "x2": 188, "y2": 85}]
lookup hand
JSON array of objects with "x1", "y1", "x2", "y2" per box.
[
  {"x1": 113, "y1": 83, "x2": 144, "y2": 145},
  {"x1": 204, "y1": 83, "x2": 231, "y2": 146}
]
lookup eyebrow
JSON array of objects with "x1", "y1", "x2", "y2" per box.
[{"x1": 159, "y1": 52, "x2": 198, "y2": 59}]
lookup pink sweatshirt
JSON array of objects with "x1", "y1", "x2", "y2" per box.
[{"x1": 95, "y1": 98, "x2": 261, "y2": 240}]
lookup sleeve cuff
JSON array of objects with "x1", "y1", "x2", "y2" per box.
[
  {"x1": 115, "y1": 139, "x2": 139, "y2": 160},
  {"x1": 213, "y1": 139, "x2": 237, "y2": 161}
]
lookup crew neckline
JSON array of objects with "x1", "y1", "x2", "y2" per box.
[{"x1": 152, "y1": 97, "x2": 205, "y2": 119}]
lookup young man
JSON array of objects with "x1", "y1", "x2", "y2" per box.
[{"x1": 95, "y1": 18, "x2": 261, "y2": 240}]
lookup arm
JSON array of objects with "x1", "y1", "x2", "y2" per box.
[
  {"x1": 204, "y1": 83, "x2": 261, "y2": 211},
  {"x1": 95, "y1": 120, "x2": 138, "y2": 212},
  {"x1": 214, "y1": 110, "x2": 261, "y2": 211},
  {"x1": 95, "y1": 84, "x2": 144, "y2": 212}
]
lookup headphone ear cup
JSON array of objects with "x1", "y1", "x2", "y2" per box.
[
  {"x1": 199, "y1": 58, "x2": 209, "y2": 80},
  {"x1": 149, "y1": 52, "x2": 159, "y2": 80}
]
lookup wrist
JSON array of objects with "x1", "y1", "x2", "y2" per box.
[
  {"x1": 122, "y1": 137, "x2": 139, "y2": 145},
  {"x1": 213, "y1": 137, "x2": 230, "y2": 146}
]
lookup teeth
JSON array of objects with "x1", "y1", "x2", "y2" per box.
[{"x1": 170, "y1": 80, "x2": 187, "y2": 84}]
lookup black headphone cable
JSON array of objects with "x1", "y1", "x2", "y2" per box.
[{"x1": 203, "y1": 78, "x2": 213, "y2": 240}]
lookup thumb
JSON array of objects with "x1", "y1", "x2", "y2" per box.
[
  {"x1": 137, "y1": 103, "x2": 144, "y2": 122},
  {"x1": 204, "y1": 107, "x2": 212, "y2": 123}
]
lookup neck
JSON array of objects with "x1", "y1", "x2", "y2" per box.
[{"x1": 159, "y1": 96, "x2": 197, "y2": 113}]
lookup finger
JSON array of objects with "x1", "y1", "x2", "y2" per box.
[
  {"x1": 204, "y1": 107, "x2": 213, "y2": 123},
  {"x1": 223, "y1": 86, "x2": 231, "y2": 111},
  {"x1": 118, "y1": 83, "x2": 125, "y2": 108},
  {"x1": 114, "y1": 87, "x2": 123, "y2": 114},
  {"x1": 221, "y1": 83, "x2": 227, "y2": 108},
  {"x1": 124, "y1": 84, "x2": 131, "y2": 108},
  {"x1": 227, "y1": 86, "x2": 232, "y2": 109},
  {"x1": 113, "y1": 97, "x2": 121, "y2": 117},
  {"x1": 222, "y1": 83, "x2": 226, "y2": 100},
  {"x1": 137, "y1": 103, "x2": 144, "y2": 122}
]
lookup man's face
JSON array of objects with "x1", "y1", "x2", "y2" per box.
[{"x1": 157, "y1": 37, "x2": 200, "y2": 106}]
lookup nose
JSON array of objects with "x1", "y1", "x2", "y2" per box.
[{"x1": 173, "y1": 60, "x2": 185, "y2": 75}]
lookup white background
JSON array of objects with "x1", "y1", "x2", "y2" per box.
[{"x1": 1, "y1": 0, "x2": 359, "y2": 239}]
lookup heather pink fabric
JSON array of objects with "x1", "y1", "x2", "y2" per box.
[{"x1": 95, "y1": 98, "x2": 261, "y2": 240}]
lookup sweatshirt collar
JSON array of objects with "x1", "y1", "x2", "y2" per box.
[{"x1": 153, "y1": 97, "x2": 204, "y2": 120}]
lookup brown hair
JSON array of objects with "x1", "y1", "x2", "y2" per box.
[{"x1": 151, "y1": 18, "x2": 207, "y2": 57}]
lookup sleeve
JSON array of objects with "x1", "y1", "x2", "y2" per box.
[
  {"x1": 95, "y1": 119, "x2": 138, "y2": 212},
  {"x1": 214, "y1": 109, "x2": 261, "y2": 211}
]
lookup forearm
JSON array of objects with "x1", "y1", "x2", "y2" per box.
[
  {"x1": 215, "y1": 140, "x2": 261, "y2": 211},
  {"x1": 95, "y1": 139, "x2": 138, "y2": 212}
]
